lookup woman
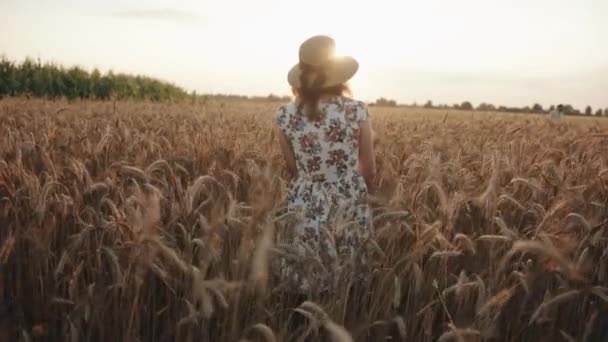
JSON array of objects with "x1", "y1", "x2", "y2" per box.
[{"x1": 274, "y1": 35, "x2": 376, "y2": 299}]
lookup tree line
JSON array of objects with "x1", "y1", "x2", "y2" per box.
[
  {"x1": 0, "y1": 56, "x2": 189, "y2": 101},
  {"x1": 372, "y1": 98, "x2": 608, "y2": 117},
  {"x1": 2, "y1": 56, "x2": 605, "y2": 115},
  {"x1": 0, "y1": 56, "x2": 297, "y2": 103},
  {"x1": 195, "y1": 93, "x2": 292, "y2": 103}
]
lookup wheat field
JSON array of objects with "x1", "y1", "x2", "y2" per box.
[{"x1": 0, "y1": 98, "x2": 607, "y2": 342}]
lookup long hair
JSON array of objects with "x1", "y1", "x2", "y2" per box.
[{"x1": 294, "y1": 68, "x2": 351, "y2": 121}]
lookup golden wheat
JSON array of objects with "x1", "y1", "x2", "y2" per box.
[{"x1": 0, "y1": 98, "x2": 607, "y2": 341}]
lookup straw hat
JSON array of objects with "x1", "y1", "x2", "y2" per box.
[{"x1": 287, "y1": 35, "x2": 359, "y2": 89}]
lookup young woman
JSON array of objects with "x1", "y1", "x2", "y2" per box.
[{"x1": 274, "y1": 35, "x2": 376, "y2": 298}]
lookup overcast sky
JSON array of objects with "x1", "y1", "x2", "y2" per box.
[{"x1": 1, "y1": 0, "x2": 607, "y2": 109}]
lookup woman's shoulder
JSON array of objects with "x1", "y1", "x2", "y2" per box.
[
  {"x1": 338, "y1": 96, "x2": 368, "y2": 109},
  {"x1": 337, "y1": 96, "x2": 369, "y2": 116},
  {"x1": 274, "y1": 101, "x2": 297, "y2": 127},
  {"x1": 336, "y1": 96, "x2": 369, "y2": 122},
  {"x1": 275, "y1": 101, "x2": 297, "y2": 117}
]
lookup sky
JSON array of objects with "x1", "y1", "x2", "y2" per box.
[{"x1": 1, "y1": 0, "x2": 607, "y2": 109}]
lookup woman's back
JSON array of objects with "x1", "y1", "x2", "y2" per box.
[{"x1": 275, "y1": 95, "x2": 369, "y2": 183}]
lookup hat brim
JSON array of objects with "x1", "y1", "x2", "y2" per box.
[{"x1": 287, "y1": 56, "x2": 359, "y2": 88}]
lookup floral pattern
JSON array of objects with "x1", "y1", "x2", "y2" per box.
[{"x1": 274, "y1": 96, "x2": 373, "y2": 293}]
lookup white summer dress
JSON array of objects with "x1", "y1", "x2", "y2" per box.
[{"x1": 274, "y1": 95, "x2": 373, "y2": 293}]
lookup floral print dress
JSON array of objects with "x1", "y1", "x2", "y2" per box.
[{"x1": 274, "y1": 95, "x2": 372, "y2": 293}]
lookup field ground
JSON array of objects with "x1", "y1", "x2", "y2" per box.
[{"x1": 1, "y1": 98, "x2": 608, "y2": 341}]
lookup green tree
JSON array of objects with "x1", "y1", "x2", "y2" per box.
[
  {"x1": 0, "y1": 56, "x2": 189, "y2": 101},
  {"x1": 477, "y1": 103, "x2": 496, "y2": 111},
  {"x1": 29, "y1": 58, "x2": 46, "y2": 97},
  {"x1": 561, "y1": 104, "x2": 577, "y2": 115},
  {"x1": 90, "y1": 68, "x2": 101, "y2": 99},
  {"x1": 0, "y1": 56, "x2": 13, "y2": 96},
  {"x1": 375, "y1": 98, "x2": 397, "y2": 107},
  {"x1": 532, "y1": 103, "x2": 544, "y2": 113},
  {"x1": 460, "y1": 101, "x2": 473, "y2": 110},
  {"x1": 585, "y1": 105, "x2": 593, "y2": 116},
  {"x1": 68, "y1": 66, "x2": 90, "y2": 98},
  {"x1": 18, "y1": 57, "x2": 37, "y2": 95}
]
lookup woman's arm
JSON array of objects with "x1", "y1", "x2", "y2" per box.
[
  {"x1": 276, "y1": 124, "x2": 297, "y2": 179},
  {"x1": 359, "y1": 120, "x2": 376, "y2": 193}
]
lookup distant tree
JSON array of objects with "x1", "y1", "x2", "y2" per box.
[
  {"x1": 477, "y1": 103, "x2": 496, "y2": 111},
  {"x1": 496, "y1": 106, "x2": 529, "y2": 113},
  {"x1": 605, "y1": 108, "x2": 608, "y2": 116},
  {"x1": 532, "y1": 103, "x2": 544, "y2": 113},
  {"x1": 585, "y1": 105, "x2": 593, "y2": 116},
  {"x1": 0, "y1": 56, "x2": 188, "y2": 101},
  {"x1": 595, "y1": 109, "x2": 603, "y2": 116},
  {"x1": 0, "y1": 56, "x2": 12, "y2": 96},
  {"x1": 549, "y1": 105, "x2": 555, "y2": 111},
  {"x1": 460, "y1": 101, "x2": 473, "y2": 110},
  {"x1": 375, "y1": 97, "x2": 397, "y2": 107},
  {"x1": 97, "y1": 74, "x2": 113, "y2": 100},
  {"x1": 67, "y1": 66, "x2": 90, "y2": 99},
  {"x1": 424, "y1": 100, "x2": 433, "y2": 108},
  {"x1": 561, "y1": 104, "x2": 577, "y2": 115},
  {"x1": 90, "y1": 68, "x2": 105, "y2": 99}
]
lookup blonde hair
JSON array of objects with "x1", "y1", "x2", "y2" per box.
[{"x1": 293, "y1": 75, "x2": 351, "y2": 121}]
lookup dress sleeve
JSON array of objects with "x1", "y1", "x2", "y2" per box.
[
  {"x1": 356, "y1": 101, "x2": 371, "y2": 123},
  {"x1": 275, "y1": 105, "x2": 288, "y2": 131}
]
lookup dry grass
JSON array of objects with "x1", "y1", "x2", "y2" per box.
[{"x1": 1, "y1": 97, "x2": 608, "y2": 341}]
